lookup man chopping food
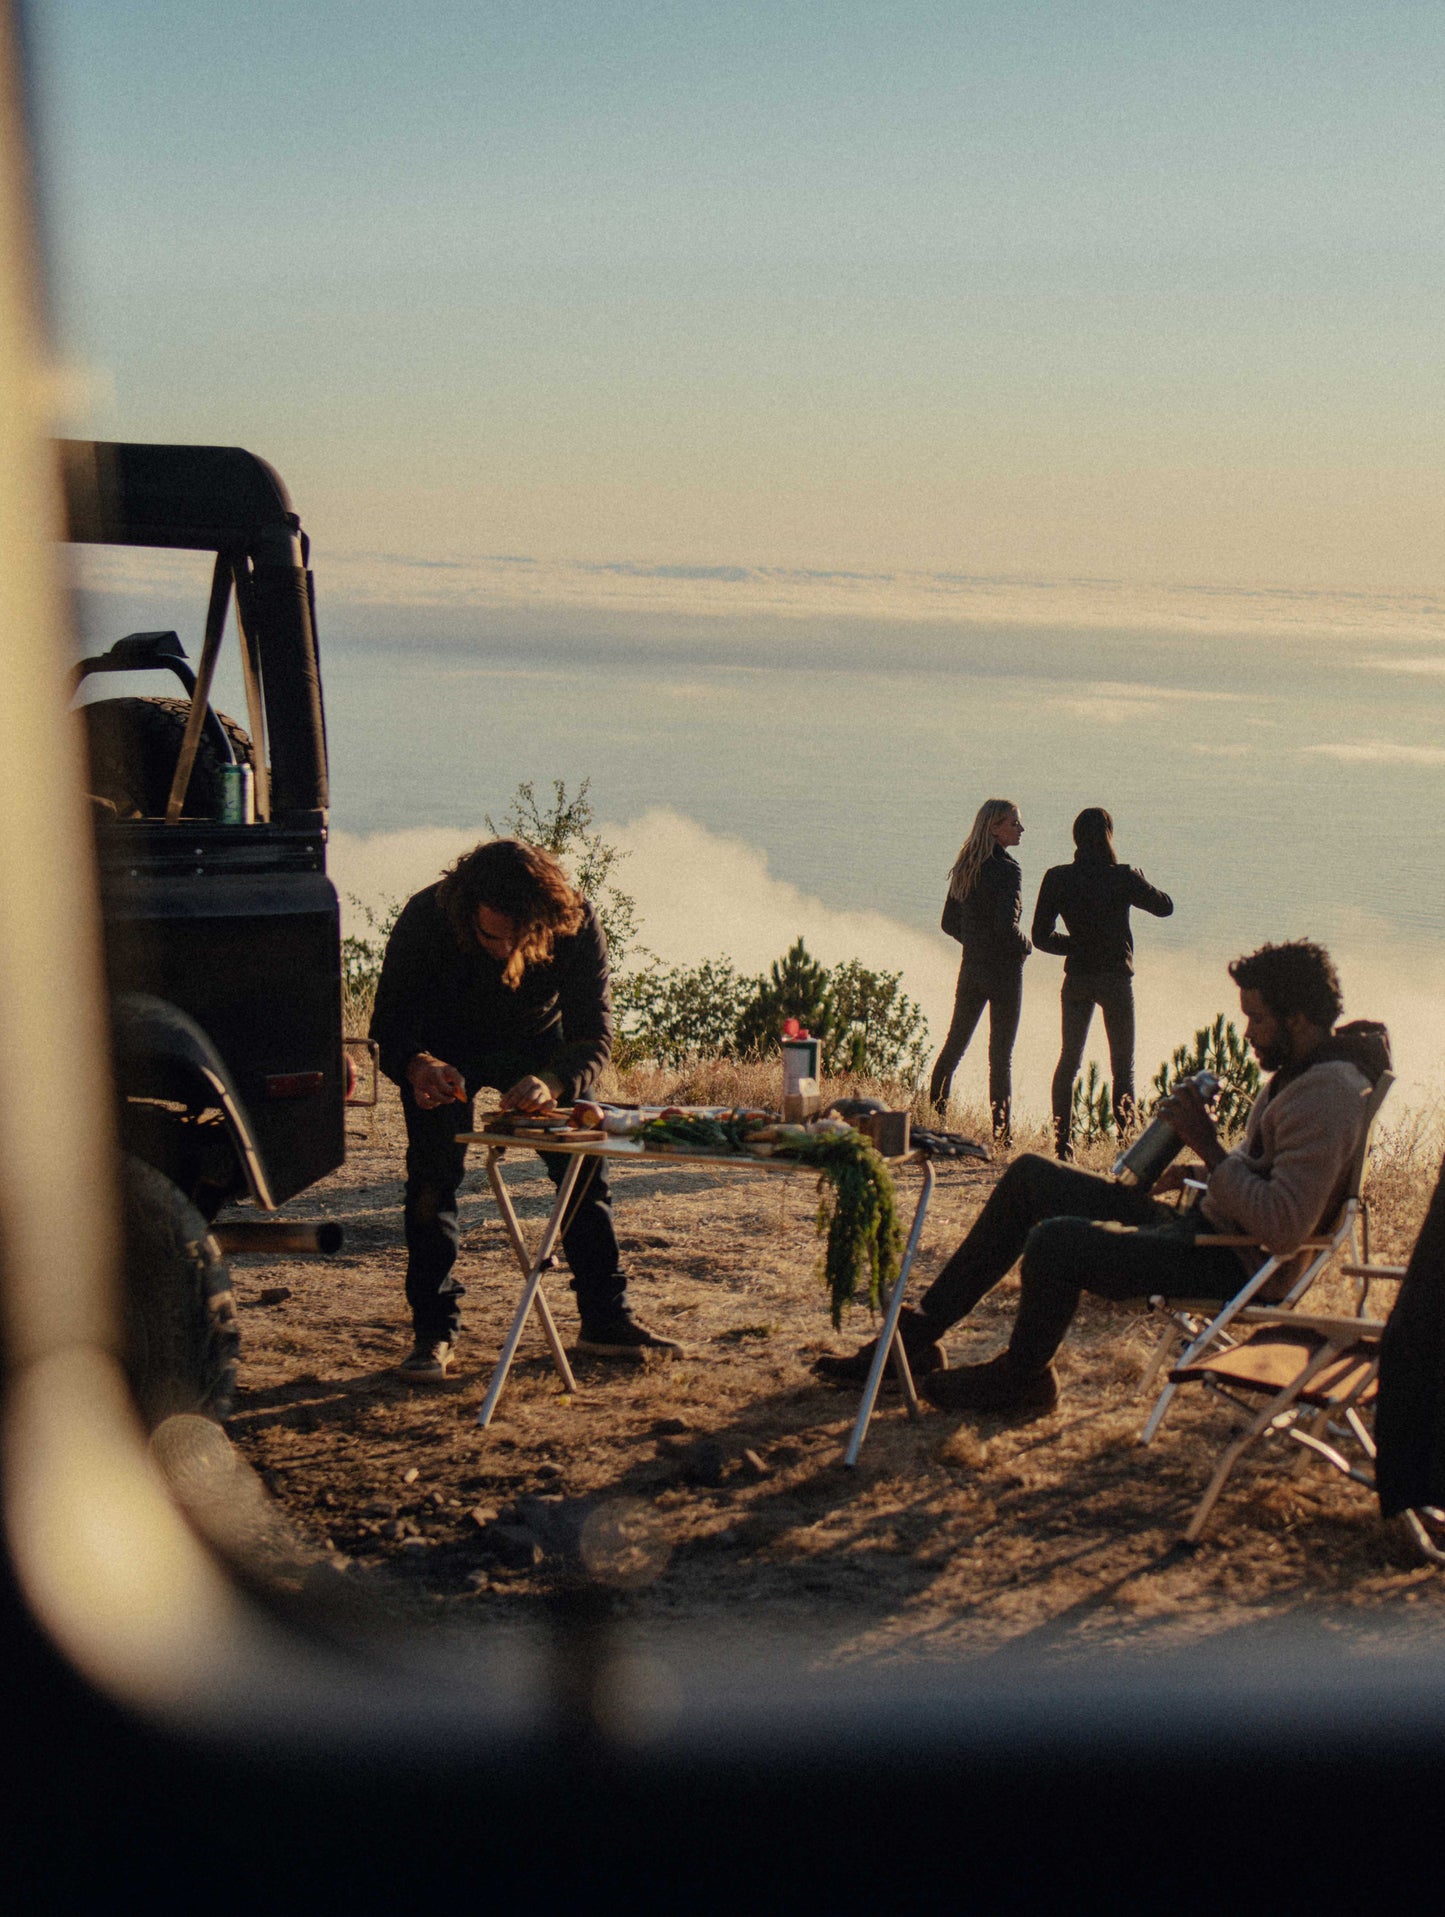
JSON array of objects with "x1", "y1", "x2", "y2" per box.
[{"x1": 370, "y1": 837, "x2": 682, "y2": 1380}]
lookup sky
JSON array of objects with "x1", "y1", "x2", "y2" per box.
[{"x1": 28, "y1": 1, "x2": 1445, "y2": 598}]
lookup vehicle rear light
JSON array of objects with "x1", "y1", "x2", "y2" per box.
[{"x1": 263, "y1": 1071, "x2": 325, "y2": 1100}]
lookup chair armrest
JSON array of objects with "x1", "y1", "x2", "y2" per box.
[
  {"x1": 1191, "y1": 1233, "x2": 1334, "y2": 1251},
  {"x1": 1236, "y1": 1306, "x2": 1387, "y2": 1340}
]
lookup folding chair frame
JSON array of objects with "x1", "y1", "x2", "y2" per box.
[
  {"x1": 1138, "y1": 1071, "x2": 1394, "y2": 1446},
  {"x1": 1167, "y1": 1297, "x2": 1445, "y2": 1564}
]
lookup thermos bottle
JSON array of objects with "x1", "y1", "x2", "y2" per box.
[{"x1": 1111, "y1": 1071, "x2": 1221, "y2": 1191}]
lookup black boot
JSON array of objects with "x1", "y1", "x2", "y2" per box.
[
  {"x1": 922, "y1": 1350, "x2": 1059, "y2": 1416},
  {"x1": 813, "y1": 1305, "x2": 948, "y2": 1386}
]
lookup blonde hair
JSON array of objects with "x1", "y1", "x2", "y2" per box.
[{"x1": 947, "y1": 798, "x2": 1017, "y2": 901}]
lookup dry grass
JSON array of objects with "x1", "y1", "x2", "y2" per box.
[{"x1": 217, "y1": 1071, "x2": 1445, "y2": 1670}]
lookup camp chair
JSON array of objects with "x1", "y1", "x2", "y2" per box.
[
  {"x1": 1164, "y1": 1281, "x2": 1445, "y2": 1562},
  {"x1": 1137, "y1": 1071, "x2": 1394, "y2": 1446}
]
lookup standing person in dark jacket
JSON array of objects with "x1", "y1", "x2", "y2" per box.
[
  {"x1": 930, "y1": 798, "x2": 1031, "y2": 1142},
  {"x1": 370, "y1": 837, "x2": 680, "y2": 1380},
  {"x1": 1031, "y1": 806, "x2": 1173, "y2": 1159}
]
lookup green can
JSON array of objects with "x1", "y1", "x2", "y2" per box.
[{"x1": 218, "y1": 763, "x2": 255, "y2": 825}]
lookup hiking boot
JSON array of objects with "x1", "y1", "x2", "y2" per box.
[
  {"x1": 398, "y1": 1338, "x2": 455, "y2": 1383},
  {"x1": 576, "y1": 1312, "x2": 685, "y2": 1362},
  {"x1": 813, "y1": 1306, "x2": 948, "y2": 1386},
  {"x1": 921, "y1": 1351, "x2": 1058, "y2": 1416}
]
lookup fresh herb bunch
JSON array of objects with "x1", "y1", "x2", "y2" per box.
[
  {"x1": 774, "y1": 1131, "x2": 903, "y2": 1326},
  {"x1": 636, "y1": 1112, "x2": 770, "y2": 1151}
]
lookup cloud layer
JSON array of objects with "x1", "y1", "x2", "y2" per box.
[
  {"x1": 69, "y1": 543, "x2": 1445, "y2": 649},
  {"x1": 331, "y1": 809, "x2": 1445, "y2": 1115}
]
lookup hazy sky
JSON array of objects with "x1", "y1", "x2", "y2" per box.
[{"x1": 29, "y1": 2, "x2": 1445, "y2": 594}]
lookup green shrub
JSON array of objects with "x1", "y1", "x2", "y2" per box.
[
  {"x1": 822, "y1": 958, "x2": 931, "y2": 1083},
  {"x1": 615, "y1": 938, "x2": 932, "y2": 1082},
  {"x1": 734, "y1": 938, "x2": 834, "y2": 1059},
  {"x1": 1070, "y1": 1060, "x2": 1115, "y2": 1143},
  {"x1": 341, "y1": 894, "x2": 400, "y2": 1035},
  {"x1": 613, "y1": 958, "x2": 758, "y2": 1069},
  {"x1": 1147, "y1": 1013, "x2": 1260, "y2": 1141}
]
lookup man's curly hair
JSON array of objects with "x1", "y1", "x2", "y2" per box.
[
  {"x1": 437, "y1": 838, "x2": 583, "y2": 988},
  {"x1": 1228, "y1": 940, "x2": 1342, "y2": 1029}
]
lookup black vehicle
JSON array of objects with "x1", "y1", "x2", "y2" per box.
[{"x1": 63, "y1": 438, "x2": 345, "y2": 1424}]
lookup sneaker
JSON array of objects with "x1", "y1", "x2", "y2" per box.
[
  {"x1": 576, "y1": 1312, "x2": 685, "y2": 1362},
  {"x1": 813, "y1": 1306, "x2": 948, "y2": 1386},
  {"x1": 921, "y1": 1351, "x2": 1058, "y2": 1416},
  {"x1": 398, "y1": 1338, "x2": 455, "y2": 1383}
]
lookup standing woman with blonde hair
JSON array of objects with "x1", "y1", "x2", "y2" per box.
[{"x1": 930, "y1": 798, "x2": 1031, "y2": 1142}]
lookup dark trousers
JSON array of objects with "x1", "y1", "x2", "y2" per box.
[
  {"x1": 401, "y1": 1067, "x2": 625, "y2": 1344},
  {"x1": 1051, "y1": 968, "x2": 1138, "y2": 1140},
  {"x1": 919, "y1": 1154, "x2": 1244, "y2": 1371},
  {"x1": 929, "y1": 963, "x2": 1023, "y2": 1119}
]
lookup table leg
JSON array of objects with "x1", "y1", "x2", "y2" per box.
[
  {"x1": 478, "y1": 1150, "x2": 585, "y2": 1426},
  {"x1": 482, "y1": 1149, "x2": 581, "y2": 1386},
  {"x1": 843, "y1": 1159, "x2": 935, "y2": 1469}
]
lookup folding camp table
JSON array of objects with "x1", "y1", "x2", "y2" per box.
[{"x1": 459, "y1": 1129, "x2": 936, "y2": 1466}]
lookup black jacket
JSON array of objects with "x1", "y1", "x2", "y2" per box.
[
  {"x1": 370, "y1": 883, "x2": 614, "y2": 1103},
  {"x1": 941, "y1": 846, "x2": 1030, "y2": 981},
  {"x1": 1030, "y1": 856, "x2": 1173, "y2": 977}
]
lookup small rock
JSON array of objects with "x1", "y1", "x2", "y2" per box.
[
  {"x1": 381, "y1": 1520, "x2": 405, "y2": 1541},
  {"x1": 484, "y1": 1523, "x2": 544, "y2": 1570},
  {"x1": 428, "y1": 1490, "x2": 446, "y2": 1509},
  {"x1": 651, "y1": 1417, "x2": 688, "y2": 1437},
  {"x1": 401, "y1": 1536, "x2": 432, "y2": 1554},
  {"x1": 741, "y1": 1448, "x2": 769, "y2": 1479},
  {"x1": 359, "y1": 1500, "x2": 395, "y2": 1519},
  {"x1": 468, "y1": 1504, "x2": 498, "y2": 1530},
  {"x1": 402, "y1": 1466, "x2": 420, "y2": 1485},
  {"x1": 257, "y1": 1285, "x2": 292, "y2": 1306},
  {"x1": 535, "y1": 1462, "x2": 562, "y2": 1481}
]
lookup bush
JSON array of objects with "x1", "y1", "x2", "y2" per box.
[
  {"x1": 342, "y1": 895, "x2": 400, "y2": 1036},
  {"x1": 613, "y1": 958, "x2": 757, "y2": 1069},
  {"x1": 734, "y1": 938, "x2": 834, "y2": 1059},
  {"x1": 822, "y1": 958, "x2": 930, "y2": 1083},
  {"x1": 615, "y1": 937, "x2": 932, "y2": 1083},
  {"x1": 1147, "y1": 1013, "x2": 1260, "y2": 1141},
  {"x1": 1070, "y1": 1060, "x2": 1115, "y2": 1144}
]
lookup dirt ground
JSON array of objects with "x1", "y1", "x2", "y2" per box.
[{"x1": 218, "y1": 1082, "x2": 1445, "y2": 1668}]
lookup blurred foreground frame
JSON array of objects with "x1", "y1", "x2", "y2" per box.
[{"x1": 2, "y1": 6, "x2": 1445, "y2": 1907}]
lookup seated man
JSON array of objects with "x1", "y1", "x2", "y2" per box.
[
  {"x1": 816, "y1": 940, "x2": 1387, "y2": 1416},
  {"x1": 370, "y1": 836, "x2": 681, "y2": 1380}
]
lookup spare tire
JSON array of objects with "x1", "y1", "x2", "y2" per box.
[
  {"x1": 121, "y1": 1155, "x2": 239, "y2": 1426},
  {"x1": 83, "y1": 695, "x2": 252, "y2": 820}
]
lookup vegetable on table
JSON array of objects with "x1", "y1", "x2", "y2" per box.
[{"x1": 625, "y1": 1107, "x2": 906, "y2": 1325}]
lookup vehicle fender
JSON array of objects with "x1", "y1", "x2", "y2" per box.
[{"x1": 110, "y1": 991, "x2": 276, "y2": 1210}]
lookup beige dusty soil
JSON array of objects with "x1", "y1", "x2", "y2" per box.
[{"x1": 220, "y1": 1082, "x2": 1445, "y2": 1665}]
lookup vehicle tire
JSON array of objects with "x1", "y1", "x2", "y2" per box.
[
  {"x1": 83, "y1": 696, "x2": 252, "y2": 820},
  {"x1": 121, "y1": 1155, "x2": 239, "y2": 1427}
]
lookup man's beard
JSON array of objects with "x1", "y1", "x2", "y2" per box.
[{"x1": 1253, "y1": 1037, "x2": 1289, "y2": 1072}]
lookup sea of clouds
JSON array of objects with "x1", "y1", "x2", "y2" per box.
[{"x1": 332, "y1": 808, "x2": 1445, "y2": 1120}]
